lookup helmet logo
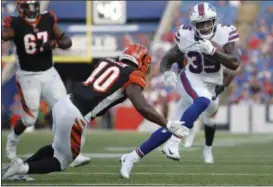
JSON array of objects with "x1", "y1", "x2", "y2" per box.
[{"x1": 208, "y1": 4, "x2": 216, "y2": 12}]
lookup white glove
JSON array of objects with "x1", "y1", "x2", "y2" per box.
[
  {"x1": 166, "y1": 120, "x2": 190, "y2": 138},
  {"x1": 198, "y1": 39, "x2": 216, "y2": 55},
  {"x1": 163, "y1": 71, "x2": 177, "y2": 88}
]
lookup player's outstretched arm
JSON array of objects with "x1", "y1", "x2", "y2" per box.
[
  {"x1": 212, "y1": 42, "x2": 240, "y2": 70},
  {"x1": 125, "y1": 83, "x2": 167, "y2": 127},
  {"x1": 53, "y1": 25, "x2": 72, "y2": 49},
  {"x1": 160, "y1": 45, "x2": 184, "y2": 73}
]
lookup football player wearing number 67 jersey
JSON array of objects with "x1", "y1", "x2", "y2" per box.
[
  {"x1": 2, "y1": 43, "x2": 187, "y2": 179},
  {"x1": 120, "y1": 2, "x2": 241, "y2": 178},
  {"x1": 2, "y1": 0, "x2": 90, "y2": 173}
]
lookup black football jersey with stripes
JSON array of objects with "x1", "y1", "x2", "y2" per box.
[
  {"x1": 3, "y1": 12, "x2": 58, "y2": 71},
  {"x1": 71, "y1": 58, "x2": 146, "y2": 117}
]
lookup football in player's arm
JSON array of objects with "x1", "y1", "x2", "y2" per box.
[
  {"x1": 212, "y1": 42, "x2": 241, "y2": 99},
  {"x1": 198, "y1": 39, "x2": 240, "y2": 70},
  {"x1": 160, "y1": 31, "x2": 241, "y2": 92}
]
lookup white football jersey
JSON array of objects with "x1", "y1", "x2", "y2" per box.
[{"x1": 174, "y1": 24, "x2": 240, "y2": 85}]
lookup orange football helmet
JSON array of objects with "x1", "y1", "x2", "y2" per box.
[{"x1": 119, "y1": 43, "x2": 152, "y2": 74}]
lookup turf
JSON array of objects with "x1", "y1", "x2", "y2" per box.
[{"x1": 1, "y1": 130, "x2": 273, "y2": 186}]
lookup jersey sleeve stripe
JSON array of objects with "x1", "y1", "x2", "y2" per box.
[
  {"x1": 228, "y1": 34, "x2": 239, "y2": 41},
  {"x1": 176, "y1": 31, "x2": 180, "y2": 37},
  {"x1": 174, "y1": 35, "x2": 180, "y2": 43},
  {"x1": 229, "y1": 30, "x2": 237, "y2": 36}
]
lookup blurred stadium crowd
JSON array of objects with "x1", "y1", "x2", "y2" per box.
[{"x1": 1, "y1": 1, "x2": 273, "y2": 129}]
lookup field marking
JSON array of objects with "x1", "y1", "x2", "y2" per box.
[
  {"x1": 1, "y1": 184, "x2": 246, "y2": 186},
  {"x1": 105, "y1": 146, "x2": 200, "y2": 152},
  {"x1": 2, "y1": 163, "x2": 273, "y2": 170},
  {"x1": 54, "y1": 172, "x2": 272, "y2": 177},
  {"x1": 15, "y1": 152, "x2": 273, "y2": 159},
  {"x1": 77, "y1": 164, "x2": 273, "y2": 168}
]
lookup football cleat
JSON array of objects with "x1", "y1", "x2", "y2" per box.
[
  {"x1": 203, "y1": 145, "x2": 214, "y2": 164},
  {"x1": 2, "y1": 158, "x2": 26, "y2": 180},
  {"x1": 120, "y1": 154, "x2": 138, "y2": 179},
  {"x1": 162, "y1": 141, "x2": 180, "y2": 161},
  {"x1": 69, "y1": 154, "x2": 91, "y2": 168},
  {"x1": 6, "y1": 175, "x2": 35, "y2": 181},
  {"x1": 6, "y1": 133, "x2": 18, "y2": 160}
]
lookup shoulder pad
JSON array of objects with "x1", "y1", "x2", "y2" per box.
[
  {"x1": 174, "y1": 25, "x2": 193, "y2": 43},
  {"x1": 122, "y1": 70, "x2": 146, "y2": 91},
  {"x1": 174, "y1": 24, "x2": 197, "y2": 53},
  {"x1": 227, "y1": 25, "x2": 239, "y2": 43},
  {"x1": 44, "y1": 11, "x2": 58, "y2": 24},
  {"x1": 218, "y1": 24, "x2": 239, "y2": 43},
  {"x1": 129, "y1": 70, "x2": 146, "y2": 89}
]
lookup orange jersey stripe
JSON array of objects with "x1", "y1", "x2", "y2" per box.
[{"x1": 16, "y1": 79, "x2": 35, "y2": 118}]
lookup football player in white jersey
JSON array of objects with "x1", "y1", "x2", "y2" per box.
[{"x1": 120, "y1": 2, "x2": 241, "y2": 178}]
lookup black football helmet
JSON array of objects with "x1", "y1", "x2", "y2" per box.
[{"x1": 17, "y1": 0, "x2": 40, "y2": 22}]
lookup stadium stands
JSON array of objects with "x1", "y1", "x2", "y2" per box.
[{"x1": 230, "y1": 1, "x2": 273, "y2": 104}]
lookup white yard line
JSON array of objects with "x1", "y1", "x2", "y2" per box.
[
  {"x1": 1, "y1": 184, "x2": 237, "y2": 186},
  {"x1": 13, "y1": 152, "x2": 273, "y2": 159},
  {"x1": 54, "y1": 172, "x2": 272, "y2": 176},
  {"x1": 2, "y1": 163, "x2": 273, "y2": 169}
]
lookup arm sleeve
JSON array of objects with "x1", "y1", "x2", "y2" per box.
[{"x1": 122, "y1": 70, "x2": 146, "y2": 91}]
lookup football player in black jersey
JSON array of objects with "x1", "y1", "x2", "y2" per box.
[
  {"x1": 2, "y1": 0, "x2": 90, "y2": 171},
  {"x1": 2, "y1": 44, "x2": 186, "y2": 179}
]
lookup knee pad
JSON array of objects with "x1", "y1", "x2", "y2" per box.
[{"x1": 194, "y1": 97, "x2": 211, "y2": 113}]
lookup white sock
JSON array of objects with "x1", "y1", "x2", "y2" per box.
[
  {"x1": 21, "y1": 163, "x2": 29, "y2": 174},
  {"x1": 130, "y1": 150, "x2": 141, "y2": 161},
  {"x1": 9, "y1": 130, "x2": 20, "y2": 141},
  {"x1": 170, "y1": 135, "x2": 182, "y2": 144},
  {"x1": 204, "y1": 145, "x2": 212, "y2": 152}
]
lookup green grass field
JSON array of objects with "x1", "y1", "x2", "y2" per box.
[{"x1": 1, "y1": 130, "x2": 273, "y2": 186}]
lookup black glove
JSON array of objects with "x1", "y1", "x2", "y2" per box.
[{"x1": 212, "y1": 85, "x2": 225, "y2": 100}]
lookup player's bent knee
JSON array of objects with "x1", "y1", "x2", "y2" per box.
[
  {"x1": 21, "y1": 114, "x2": 38, "y2": 127},
  {"x1": 194, "y1": 97, "x2": 211, "y2": 112},
  {"x1": 203, "y1": 116, "x2": 215, "y2": 126}
]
